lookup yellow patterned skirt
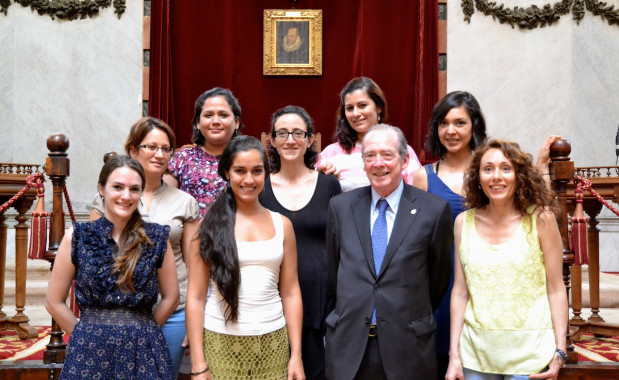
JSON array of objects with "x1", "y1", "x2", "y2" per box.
[{"x1": 203, "y1": 326, "x2": 289, "y2": 380}]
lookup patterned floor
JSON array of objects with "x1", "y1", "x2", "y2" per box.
[
  {"x1": 2, "y1": 271, "x2": 618, "y2": 364},
  {"x1": 574, "y1": 333, "x2": 619, "y2": 362},
  {"x1": 1, "y1": 326, "x2": 618, "y2": 364}
]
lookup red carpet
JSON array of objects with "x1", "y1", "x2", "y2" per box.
[
  {"x1": 0, "y1": 326, "x2": 69, "y2": 361},
  {"x1": 575, "y1": 333, "x2": 619, "y2": 362},
  {"x1": 1, "y1": 327, "x2": 618, "y2": 363}
]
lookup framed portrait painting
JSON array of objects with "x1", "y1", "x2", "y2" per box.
[{"x1": 263, "y1": 9, "x2": 322, "y2": 76}]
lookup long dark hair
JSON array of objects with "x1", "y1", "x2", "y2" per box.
[
  {"x1": 335, "y1": 77, "x2": 388, "y2": 153},
  {"x1": 197, "y1": 136, "x2": 269, "y2": 323},
  {"x1": 425, "y1": 91, "x2": 486, "y2": 158},
  {"x1": 98, "y1": 155, "x2": 152, "y2": 292},
  {"x1": 191, "y1": 87, "x2": 243, "y2": 146},
  {"x1": 268, "y1": 105, "x2": 318, "y2": 172}
]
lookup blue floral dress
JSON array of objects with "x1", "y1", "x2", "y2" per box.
[{"x1": 60, "y1": 217, "x2": 174, "y2": 380}]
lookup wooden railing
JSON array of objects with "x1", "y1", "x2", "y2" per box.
[
  {"x1": 548, "y1": 139, "x2": 577, "y2": 363},
  {"x1": 0, "y1": 134, "x2": 70, "y2": 366},
  {"x1": 43, "y1": 134, "x2": 70, "y2": 364},
  {"x1": 550, "y1": 140, "x2": 619, "y2": 363},
  {"x1": 567, "y1": 166, "x2": 619, "y2": 342},
  {"x1": 0, "y1": 163, "x2": 40, "y2": 339}
]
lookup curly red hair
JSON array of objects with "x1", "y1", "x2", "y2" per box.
[{"x1": 463, "y1": 139, "x2": 557, "y2": 215}]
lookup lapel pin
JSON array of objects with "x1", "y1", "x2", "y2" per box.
[{"x1": 411, "y1": 209, "x2": 417, "y2": 215}]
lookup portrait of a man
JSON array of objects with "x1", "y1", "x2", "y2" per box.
[
  {"x1": 276, "y1": 21, "x2": 310, "y2": 64},
  {"x1": 263, "y1": 10, "x2": 322, "y2": 75}
]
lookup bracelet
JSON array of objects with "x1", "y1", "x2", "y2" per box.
[
  {"x1": 190, "y1": 365, "x2": 210, "y2": 377},
  {"x1": 543, "y1": 173, "x2": 550, "y2": 176},
  {"x1": 555, "y1": 348, "x2": 568, "y2": 362}
]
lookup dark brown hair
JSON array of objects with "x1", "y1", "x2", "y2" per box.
[
  {"x1": 425, "y1": 91, "x2": 487, "y2": 158},
  {"x1": 268, "y1": 105, "x2": 318, "y2": 172},
  {"x1": 197, "y1": 136, "x2": 269, "y2": 323},
  {"x1": 335, "y1": 77, "x2": 388, "y2": 153},
  {"x1": 191, "y1": 87, "x2": 243, "y2": 146},
  {"x1": 98, "y1": 155, "x2": 153, "y2": 292}
]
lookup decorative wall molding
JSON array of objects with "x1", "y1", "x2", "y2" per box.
[
  {"x1": 1, "y1": 0, "x2": 126, "y2": 20},
  {"x1": 462, "y1": 0, "x2": 619, "y2": 29}
]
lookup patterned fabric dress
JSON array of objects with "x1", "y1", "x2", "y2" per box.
[
  {"x1": 60, "y1": 217, "x2": 174, "y2": 380},
  {"x1": 458, "y1": 208, "x2": 555, "y2": 374},
  {"x1": 167, "y1": 144, "x2": 226, "y2": 217}
]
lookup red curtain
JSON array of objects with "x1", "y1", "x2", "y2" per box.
[
  {"x1": 150, "y1": 0, "x2": 438, "y2": 160},
  {"x1": 148, "y1": 0, "x2": 175, "y2": 128}
]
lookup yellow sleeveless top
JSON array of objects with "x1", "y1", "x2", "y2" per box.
[{"x1": 459, "y1": 208, "x2": 555, "y2": 375}]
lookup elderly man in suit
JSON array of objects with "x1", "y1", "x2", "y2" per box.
[{"x1": 325, "y1": 124, "x2": 453, "y2": 380}]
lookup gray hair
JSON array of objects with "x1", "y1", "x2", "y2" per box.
[{"x1": 362, "y1": 124, "x2": 408, "y2": 158}]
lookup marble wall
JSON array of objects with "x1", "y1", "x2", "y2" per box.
[
  {"x1": 0, "y1": 4, "x2": 143, "y2": 219},
  {"x1": 448, "y1": 0, "x2": 619, "y2": 270},
  {"x1": 2, "y1": 2, "x2": 618, "y2": 268}
]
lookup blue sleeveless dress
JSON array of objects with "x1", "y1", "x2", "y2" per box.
[
  {"x1": 425, "y1": 164, "x2": 466, "y2": 356},
  {"x1": 60, "y1": 217, "x2": 174, "y2": 380}
]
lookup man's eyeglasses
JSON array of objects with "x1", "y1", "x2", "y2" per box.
[
  {"x1": 138, "y1": 144, "x2": 174, "y2": 155},
  {"x1": 362, "y1": 151, "x2": 398, "y2": 163},
  {"x1": 273, "y1": 129, "x2": 310, "y2": 140}
]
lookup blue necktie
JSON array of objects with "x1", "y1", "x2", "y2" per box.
[
  {"x1": 371, "y1": 199, "x2": 388, "y2": 324},
  {"x1": 372, "y1": 199, "x2": 389, "y2": 275}
]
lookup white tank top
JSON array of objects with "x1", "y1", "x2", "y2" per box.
[{"x1": 203, "y1": 211, "x2": 286, "y2": 335}]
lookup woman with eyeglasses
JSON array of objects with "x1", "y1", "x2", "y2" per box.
[
  {"x1": 315, "y1": 77, "x2": 421, "y2": 191},
  {"x1": 165, "y1": 87, "x2": 243, "y2": 217},
  {"x1": 259, "y1": 106, "x2": 341, "y2": 380},
  {"x1": 90, "y1": 117, "x2": 200, "y2": 376}
]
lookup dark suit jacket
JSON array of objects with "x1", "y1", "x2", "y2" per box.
[{"x1": 325, "y1": 184, "x2": 453, "y2": 380}]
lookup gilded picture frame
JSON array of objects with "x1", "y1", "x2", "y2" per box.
[{"x1": 263, "y1": 9, "x2": 323, "y2": 76}]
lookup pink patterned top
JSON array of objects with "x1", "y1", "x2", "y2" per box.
[{"x1": 167, "y1": 145, "x2": 225, "y2": 218}]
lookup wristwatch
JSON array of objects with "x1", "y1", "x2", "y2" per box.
[{"x1": 555, "y1": 348, "x2": 568, "y2": 363}]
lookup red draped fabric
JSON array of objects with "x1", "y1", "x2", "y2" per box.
[
  {"x1": 150, "y1": 0, "x2": 438, "y2": 160},
  {"x1": 148, "y1": 0, "x2": 175, "y2": 128}
]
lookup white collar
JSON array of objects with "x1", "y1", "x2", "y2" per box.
[{"x1": 370, "y1": 180, "x2": 404, "y2": 214}]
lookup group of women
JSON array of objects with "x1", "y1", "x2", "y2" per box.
[{"x1": 45, "y1": 76, "x2": 568, "y2": 380}]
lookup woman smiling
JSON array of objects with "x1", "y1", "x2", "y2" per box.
[{"x1": 260, "y1": 106, "x2": 341, "y2": 379}]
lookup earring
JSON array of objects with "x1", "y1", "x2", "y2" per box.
[{"x1": 378, "y1": 114, "x2": 381, "y2": 123}]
